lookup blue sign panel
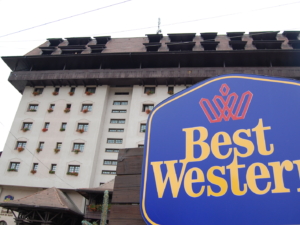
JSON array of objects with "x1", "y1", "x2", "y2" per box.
[{"x1": 141, "y1": 74, "x2": 300, "y2": 225}]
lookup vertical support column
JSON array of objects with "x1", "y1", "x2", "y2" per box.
[{"x1": 100, "y1": 190, "x2": 109, "y2": 225}]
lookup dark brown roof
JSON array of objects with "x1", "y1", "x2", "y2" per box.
[{"x1": 0, "y1": 187, "x2": 82, "y2": 215}]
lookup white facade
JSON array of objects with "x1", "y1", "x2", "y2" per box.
[{"x1": 0, "y1": 83, "x2": 185, "y2": 224}]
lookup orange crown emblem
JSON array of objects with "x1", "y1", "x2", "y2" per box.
[{"x1": 199, "y1": 84, "x2": 253, "y2": 123}]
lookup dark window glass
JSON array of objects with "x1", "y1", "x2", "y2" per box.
[
  {"x1": 143, "y1": 104, "x2": 154, "y2": 111},
  {"x1": 110, "y1": 119, "x2": 125, "y2": 124},
  {"x1": 28, "y1": 104, "x2": 38, "y2": 111},
  {"x1": 144, "y1": 87, "x2": 155, "y2": 94},
  {"x1": 105, "y1": 149, "x2": 119, "y2": 153},
  {"x1": 115, "y1": 92, "x2": 129, "y2": 95},
  {"x1": 113, "y1": 101, "x2": 128, "y2": 105}
]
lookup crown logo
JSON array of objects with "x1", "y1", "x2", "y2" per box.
[{"x1": 199, "y1": 84, "x2": 253, "y2": 123}]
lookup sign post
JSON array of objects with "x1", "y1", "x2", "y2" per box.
[{"x1": 141, "y1": 74, "x2": 300, "y2": 225}]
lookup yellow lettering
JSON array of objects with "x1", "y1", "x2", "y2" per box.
[
  {"x1": 268, "y1": 160, "x2": 293, "y2": 193},
  {"x1": 246, "y1": 163, "x2": 271, "y2": 195},
  {"x1": 207, "y1": 166, "x2": 228, "y2": 197},
  {"x1": 292, "y1": 160, "x2": 300, "y2": 192},
  {"x1": 226, "y1": 155, "x2": 247, "y2": 196},
  {"x1": 233, "y1": 129, "x2": 254, "y2": 158},
  {"x1": 151, "y1": 160, "x2": 187, "y2": 198},
  {"x1": 184, "y1": 168, "x2": 205, "y2": 197},
  {"x1": 211, "y1": 132, "x2": 232, "y2": 159},
  {"x1": 252, "y1": 118, "x2": 274, "y2": 156},
  {"x1": 182, "y1": 127, "x2": 210, "y2": 162}
]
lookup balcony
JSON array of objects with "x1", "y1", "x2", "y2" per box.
[{"x1": 84, "y1": 205, "x2": 110, "y2": 220}]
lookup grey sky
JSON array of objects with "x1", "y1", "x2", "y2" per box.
[{"x1": 0, "y1": 0, "x2": 299, "y2": 151}]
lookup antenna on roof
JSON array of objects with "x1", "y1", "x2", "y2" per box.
[{"x1": 157, "y1": 18, "x2": 161, "y2": 34}]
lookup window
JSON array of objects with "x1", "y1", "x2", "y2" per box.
[
  {"x1": 112, "y1": 109, "x2": 127, "y2": 113},
  {"x1": 28, "y1": 104, "x2": 38, "y2": 111},
  {"x1": 138, "y1": 145, "x2": 144, "y2": 148},
  {"x1": 38, "y1": 142, "x2": 44, "y2": 149},
  {"x1": 86, "y1": 87, "x2": 96, "y2": 93},
  {"x1": 9, "y1": 162, "x2": 20, "y2": 171},
  {"x1": 51, "y1": 164, "x2": 57, "y2": 172},
  {"x1": 22, "y1": 122, "x2": 32, "y2": 131},
  {"x1": 44, "y1": 122, "x2": 50, "y2": 129},
  {"x1": 16, "y1": 141, "x2": 26, "y2": 149},
  {"x1": 61, "y1": 123, "x2": 67, "y2": 131},
  {"x1": 77, "y1": 123, "x2": 89, "y2": 132},
  {"x1": 109, "y1": 128, "x2": 124, "y2": 132},
  {"x1": 69, "y1": 87, "x2": 75, "y2": 95},
  {"x1": 66, "y1": 104, "x2": 71, "y2": 109},
  {"x1": 110, "y1": 119, "x2": 125, "y2": 124},
  {"x1": 168, "y1": 86, "x2": 174, "y2": 94},
  {"x1": 73, "y1": 143, "x2": 84, "y2": 152},
  {"x1": 32, "y1": 163, "x2": 38, "y2": 171},
  {"x1": 100, "y1": 182, "x2": 105, "y2": 185},
  {"x1": 104, "y1": 160, "x2": 118, "y2": 165},
  {"x1": 113, "y1": 101, "x2": 128, "y2": 105},
  {"x1": 82, "y1": 104, "x2": 93, "y2": 112},
  {"x1": 105, "y1": 149, "x2": 119, "y2": 153},
  {"x1": 107, "y1": 139, "x2": 123, "y2": 144},
  {"x1": 56, "y1": 142, "x2": 62, "y2": 150},
  {"x1": 144, "y1": 87, "x2": 155, "y2": 94},
  {"x1": 115, "y1": 92, "x2": 129, "y2": 95},
  {"x1": 140, "y1": 124, "x2": 146, "y2": 132},
  {"x1": 34, "y1": 88, "x2": 44, "y2": 94},
  {"x1": 143, "y1": 104, "x2": 154, "y2": 112},
  {"x1": 54, "y1": 87, "x2": 60, "y2": 93},
  {"x1": 50, "y1": 104, "x2": 55, "y2": 109},
  {"x1": 0, "y1": 220, "x2": 8, "y2": 225},
  {"x1": 68, "y1": 165, "x2": 80, "y2": 173},
  {"x1": 102, "y1": 170, "x2": 116, "y2": 175}
]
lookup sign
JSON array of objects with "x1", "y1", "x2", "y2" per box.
[
  {"x1": 140, "y1": 74, "x2": 300, "y2": 225},
  {"x1": 3, "y1": 196, "x2": 14, "y2": 202}
]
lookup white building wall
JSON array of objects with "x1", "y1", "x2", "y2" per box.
[{"x1": 0, "y1": 82, "x2": 187, "y2": 217}]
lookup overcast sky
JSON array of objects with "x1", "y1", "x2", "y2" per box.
[{"x1": 0, "y1": 0, "x2": 299, "y2": 151}]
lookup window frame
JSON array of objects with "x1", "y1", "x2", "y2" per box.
[
  {"x1": 143, "y1": 104, "x2": 154, "y2": 112},
  {"x1": 34, "y1": 88, "x2": 44, "y2": 94},
  {"x1": 32, "y1": 163, "x2": 38, "y2": 171},
  {"x1": 51, "y1": 164, "x2": 57, "y2": 172},
  {"x1": 56, "y1": 142, "x2": 62, "y2": 150},
  {"x1": 103, "y1": 160, "x2": 118, "y2": 166},
  {"x1": 110, "y1": 119, "x2": 125, "y2": 124},
  {"x1": 85, "y1": 87, "x2": 96, "y2": 93},
  {"x1": 28, "y1": 104, "x2": 38, "y2": 111},
  {"x1": 44, "y1": 122, "x2": 50, "y2": 129},
  {"x1": 16, "y1": 141, "x2": 26, "y2": 150},
  {"x1": 108, "y1": 128, "x2": 124, "y2": 132},
  {"x1": 9, "y1": 162, "x2": 20, "y2": 171},
  {"x1": 115, "y1": 92, "x2": 129, "y2": 95},
  {"x1": 73, "y1": 143, "x2": 85, "y2": 152},
  {"x1": 68, "y1": 165, "x2": 80, "y2": 173},
  {"x1": 77, "y1": 123, "x2": 89, "y2": 132},
  {"x1": 38, "y1": 142, "x2": 44, "y2": 150},
  {"x1": 107, "y1": 139, "x2": 123, "y2": 144},
  {"x1": 144, "y1": 87, "x2": 155, "y2": 94},
  {"x1": 101, "y1": 170, "x2": 117, "y2": 175},
  {"x1": 140, "y1": 124, "x2": 146, "y2": 133},
  {"x1": 112, "y1": 109, "x2": 127, "y2": 113},
  {"x1": 61, "y1": 123, "x2": 67, "y2": 130},
  {"x1": 81, "y1": 104, "x2": 93, "y2": 112},
  {"x1": 113, "y1": 101, "x2": 128, "y2": 105},
  {"x1": 105, "y1": 149, "x2": 120, "y2": 153},
  {"x1": 22, "y1": 122, "x2": 32, "y2": 130}
]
